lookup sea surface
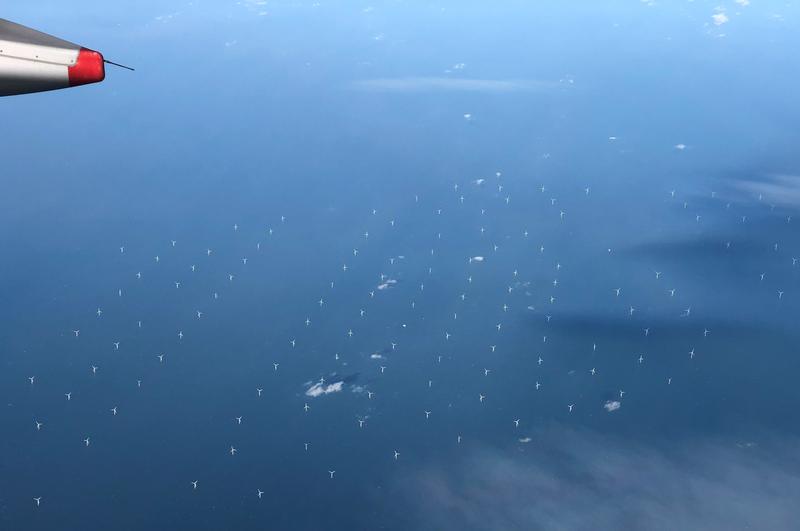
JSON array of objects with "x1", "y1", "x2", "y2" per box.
[{"x1": 2, "y1": 1, "x2": 800, "y2": 530}]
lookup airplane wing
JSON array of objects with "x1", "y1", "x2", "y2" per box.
[{"x1": 0, "y1": 18, "x2": 105, "y2": 96}]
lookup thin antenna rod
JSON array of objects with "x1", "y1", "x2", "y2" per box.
[{"x1": 104, "y1": 59, "x2": 135, "y2": 71}]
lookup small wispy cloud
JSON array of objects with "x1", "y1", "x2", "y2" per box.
[
  {"x1": 604, "y1": 400, "x2": 621, "y2": 412},
  {"x1": 305, "y1": 381, "x2": 344, "y2": 397},
  {"x1": 403, "y1": 429, "x2": 800, "y2": 531},
  {"x1": 377, "y1": 279, "x2": 397, "y2": 291},
  {"x1": 239, "y1": 0, "x2": 269, "y2": 16},
  {"x1": 712, "y1": 12, "x2": 730, "y2": 26},
  {"x1": 351, "y1": 77, "x2": 555, "y2": 93},
  {"x1": 733, "y1": 175, "x2": 800, "y2": 208},
  {"x1": 152, "y1": 12, "x2": 181, "y2": 23}
]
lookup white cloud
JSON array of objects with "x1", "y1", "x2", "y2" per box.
[
  {"x1": 305, "y1": 381, "x2": 344, "y2": 397},
  {"x1": 403, "y1": 430, "x2": 800, "y2": 531},
  {"x1": 604, "y1": 400, "x2": 621, "y2": 412},
  {"x1": 153, "y1": 12, "x2": 181, "y2": 23},
  {"x1": 734, "y1": 175, "x2": 800, "y2": 208},
  {"x1": 712, "y1": 12, "x2": 729, "y2": 25},
  {"x1": 351, "y1": 77, "x2": 553, "y2": 93},
  {"x1": 377, "y1": 279, "x2": 397, "y2": 290},
  {"x1": 239, "y1": 0, "x2": 269, "y2": 16}
]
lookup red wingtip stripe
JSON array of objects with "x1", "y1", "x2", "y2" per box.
[{"x1": 68, "y1": 48, "x2": 105, "y2": 87}]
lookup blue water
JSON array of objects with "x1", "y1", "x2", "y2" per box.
[{"x1": 3, "y1": 1, "x2": 800, "y2": 529}]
